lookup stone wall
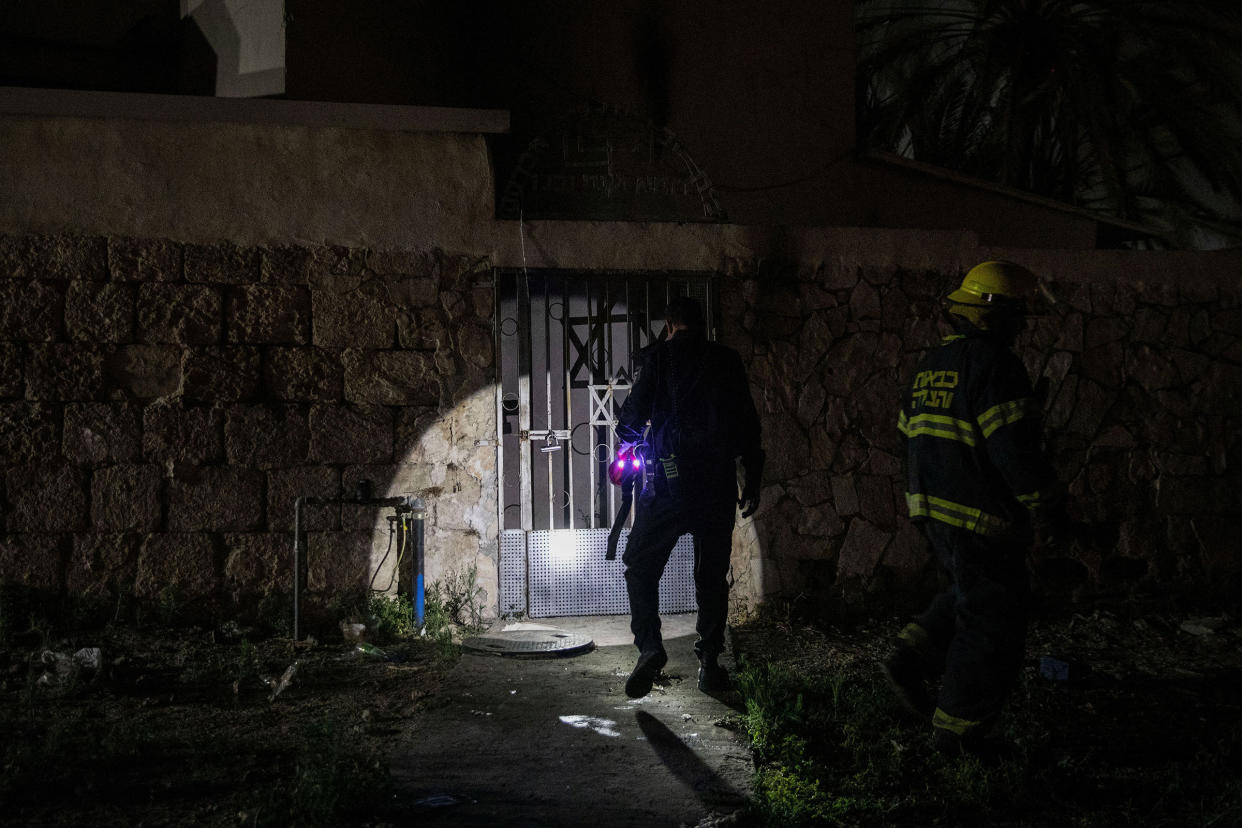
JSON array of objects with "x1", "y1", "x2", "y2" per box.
[
  {"x1": 2, "y1": 229, "x2": 1239, "y2": 628},
  {"x1": 718, "y1": 254, "x2": 1242, "y2": 614},
  {"x1": 0, "y1": 234, "x2": 496, "y2": 628}
]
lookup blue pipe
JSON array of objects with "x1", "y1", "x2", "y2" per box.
[{"x1": 411, "y1": 499, "x2": 427, "y2": 627}]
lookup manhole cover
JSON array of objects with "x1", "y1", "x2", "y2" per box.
[{"x1": 462, "y1": 629, "x2": 594, "y2": 657}]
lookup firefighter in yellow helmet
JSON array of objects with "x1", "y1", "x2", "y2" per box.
[{"x1": 886, "y1": 261, "x2": 1067, "y2": 755}]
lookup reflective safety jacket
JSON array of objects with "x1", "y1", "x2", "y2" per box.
[{"x1": 898, "y1": 331, "x2": 1059, "y2": 537}]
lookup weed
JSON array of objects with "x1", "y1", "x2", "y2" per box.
[
  {"x1": 156, "y1": 585, "x2": 181, "y2": 627},
  {"x1": 365, "y1": 594, "x2": 416, "y2": 643},
  {"x1": 284, "y1": 718, "x2": 389, "y2": 825},
  {"x1": 736, "y1": 661, "x2": 806, "y2": 764},
  {"x1": 434, "y1": 563, "x2": 487, "y2": 630}
]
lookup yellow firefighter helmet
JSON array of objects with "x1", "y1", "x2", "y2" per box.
[{"x1": 946, "y1": 260, "x2": 1037, "y2": 329}]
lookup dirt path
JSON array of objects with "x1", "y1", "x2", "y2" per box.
[{"x1": 391, "y1": 614, "x2": 754, "y2": 827}]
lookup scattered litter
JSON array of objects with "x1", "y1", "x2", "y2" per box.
[
  {"x1": 355, "y1": 642, "x2": 388, "y2": 659},
  {"x1": 510, "y1": 689, "x2": 517, "y2": 695},
  {"x1": 1180, "y1": 617, "x2": 1226, "y2": 636},
  {"x1": 340, "y1": 622, "x2": 367, "y2": 643},
  {"x1": 268, "y1": 661, "x2": 299, "y2": 702},
  {"x1": 682, "y1": 713, "x2": 694, "y2": 722},
  {"x1": 415, "y1": 793, "x2": 469, "y2": 809},
  {"x1": 73, "y1": 647, "x2": 102, "y2": 671},
  {"x1": 1039, "y1": 656, "x2": 1083, "y2": 682},
  {"x1": 470, "y1": 710, "x2": 493, "y2": 717},
  {"x1": 559, "y1": 714, "x2": 620, "y2": 738}
]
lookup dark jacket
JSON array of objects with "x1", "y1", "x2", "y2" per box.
[
  {"x1": 898, "y1": 328, "x2": 1060, "y2": 537},
  {"x1": 617, "y1": 330, "x2": 762, "y2": 474}
]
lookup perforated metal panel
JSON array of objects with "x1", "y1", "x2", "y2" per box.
[
  {"x1": 516, "y1": 528, "x2": 696, "y2": 618},
  {"x1": 499, "y1": 530, "x2": 528, "y2": 616}
]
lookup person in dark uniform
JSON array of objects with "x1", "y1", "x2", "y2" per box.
[
  {"x1": 615, "y1": 296, "x2": 764, "y2": 698},
  {"x1": 886, "y1": 261, "x2": 1066, "y2": 753}
]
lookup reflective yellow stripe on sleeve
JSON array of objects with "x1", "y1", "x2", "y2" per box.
[
  {"x1": 1016, "y1": 490, "x2": 1054, "y2": 509},
  {"x1": 898, "y1": 409, "x2": 910, "y2": 436},
  {"x1": 933, "y1": 707, "x2": 985, "y2": 736},
  {"x1": 901, "y1": 413, "x2": 979, "y2": 446},
  {"x1": 977, "y1": 397, "x2": 1038, "y2": 438},
  {"x1": 905, "y1": 493, "x2": 1010, "y2": 536}
]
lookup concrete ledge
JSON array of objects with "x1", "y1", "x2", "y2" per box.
[{"x1": 0, "y1": 85, "x2": 509, "y2": 134}]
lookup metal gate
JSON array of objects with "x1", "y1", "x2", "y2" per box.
[{"x1": 495, "y1": 269, "x2": 713, "y2": 617}]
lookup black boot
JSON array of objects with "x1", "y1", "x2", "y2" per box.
[
  {"x1": 625, "y1": 649, "x2": 668, "y2": 698},
  {"x1": 882, "y1": 645, "x2": 934, "y2": 717},
  {"x1": 697, "y1": 653, "x2": 730, "y2": 692}
]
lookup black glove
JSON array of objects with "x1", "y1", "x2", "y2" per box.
[
  {"x1": 738, "y1": 449, "x2": 765, "y2": 519},
  {"x1": 1032, "y1": 499, "x2": 1071, "y2": 549}
]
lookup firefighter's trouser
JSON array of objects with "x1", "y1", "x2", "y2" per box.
[
  {"x1": 901, "y1": 520, "x2": 1029, "y2": 738},
  {"x1": 622, "y1": 464, "x2": 736, "y2": 661}
]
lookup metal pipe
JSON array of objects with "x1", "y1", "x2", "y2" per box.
[
  {"x1": 410, "y1": 498, "x2": 427, "y2": 626},
  {"x1": 292, "y1": 490, "x2": 414, "y2": 641}
]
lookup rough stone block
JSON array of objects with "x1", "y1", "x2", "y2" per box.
[
  {"x1": 263, "y1": 347, "x2": 344, "y2": 401},
  {"x1": 858, "y1": 474, "x2": 897, "y2": 529},
  {"x1": 397, "y1": 306, "x2": 450, "y2": 351},
  {"x1": 879, "y1": 520, "x2": 930, "y2": 580},
  {"x1": 5, "y1": 463, "x2": 89, "y2": 532},
  {"x1": 260, "y1": 244, "x2": 313, "y2": 284},
  {"x1": 28, "y1": 235, "x2": 108, "y2": 281},
  {"x1": 182, "y1": 346, "x2": 261, "y2": 401},
  {"x1": 0, "y1": 234, "x2": 29, "y2": 278},
  {"x1": 312, "y1": 282, "x2": 396, "y2": 349},
  {"x1": 0, "y1": 280, "x2": 63, "y2": 341},
  {"x1": 91, "y1": 465, "x2": 162, "y2": 532},
  {"x1": 104, "y1": 345, "x2": 184, "y2": 400},
  {"x1": 831, "y1": 475, "x2": 860, "y2": 516},
  {"x1": 470, "y1": 283, "x2": 493, "y2": 319},
  {"x1": 305, "y1": 245, "x2": 369, "y2": 293},
  {"x1": 226, "y1": 285, "x2": 311, "y2": 344},
  {"x1": 0, "y1": 402, "x2": 60, "y2": 463},
  {"x1": 306, "y1": 531, "x2": 374, "y2": 592},
  {"x1": 108, "y1": 237, "x2": 183, "y2": 282},
  {"x1": 68, "y1": 533, "x2": 139, "y2": 596},
  {"x1": 224, "y1": 532, "x2": 290, "y2": 596},
  {"x1": 63, "y1": 403, "x2": 141, "y2": 465},
  {"x1": 1125, "y1": 344, "x2": 1179, "y2": 392},
  {"x1": 135, "y1": 533, "x2": 218, "y2": 599},
  {"x1": 836, "y1": 517, "x2": 892, "y2": 582},
  {"x1": 136, "y1": 283, "x2": 222, "y2": 344},
  {"x1": 0, "y1": 534, "x2": 65, "y2": 590},
  {"x1": 849, "y1": 280, "x2": 882, "y2": 321},
  {"x1": 168, "y1": 466, "x2": 264, "y2": 532},
  {"x1": 65, "y1": 281, "x2": 135, "y2": 343},
  {"x1": 369, "y1": 247, "x2": 435, "y2": 281},
  {"x1": 266, "y1": 466, "x2": 341, "y2": 532},
  {"x1": 1156, "y1": 475, "x2": 1239, "y2": 516},
  {"x1": 389, "y1": 273, "x2": 444, "y2": 309},
  {"x1": 343, "y1": 349, "x2": 440, "y2": 405},
  {"x1": 456, "y1": 321, "x2": 494, "y2": 369},
  {"x1": 395, "y1": 405, "x2": 449, "y2": 458},
  {"x1": 184, "y1": 241, "x2": 259, "y2": 284},
  {"x1": 142, "y1": 404, "x2": 224, "y2": 464},
  {"x1": 224, "y1": 404, "x2": 310, "y2": 467},
  {"x1": 309, "y1": 404, "x2": 393, "y2": 464},
  {"x1": 27, "y1": 345, "x2": 105, "y2": 401},
  {"x1": 0, "y1": 343, "x2": 23, "y2": 398}
]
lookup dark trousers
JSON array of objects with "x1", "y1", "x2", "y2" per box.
[
  {"x1": 909, "y1": 521, "x2": 1029, "y2": 732},
  {"x1": 622, "y1": 470, "x2": 736, "y2": 660}
]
